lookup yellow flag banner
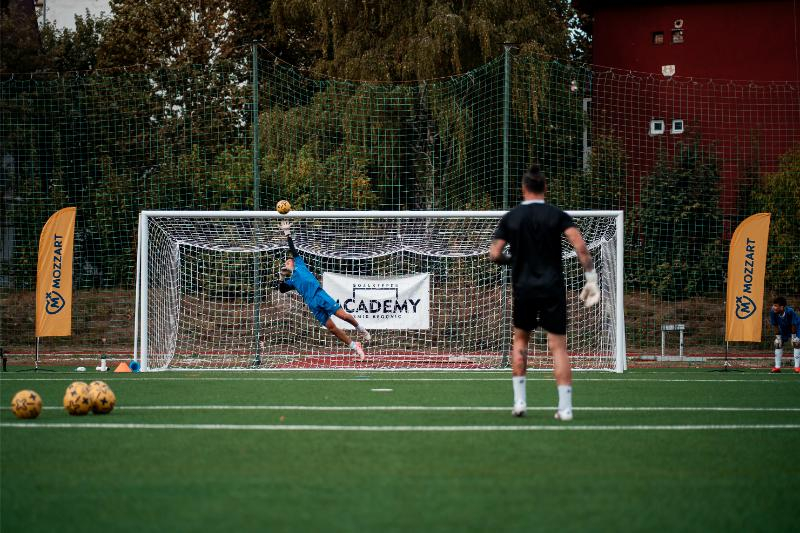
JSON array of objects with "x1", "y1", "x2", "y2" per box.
[
  {"x1": 35, "y1": 207, "x2": 76, "y2": 337},
  {"x1": 725, "y1": 213, "x2": 771, "y2": 342}
]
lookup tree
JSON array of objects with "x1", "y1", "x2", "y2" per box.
[
  {"x1": 96, "y1": 0, "x2": 288, "y2": 67},
  {"x1": 98, "y1": 0, "x2": 240, "y2": 67},
  {"x1": 40, "y1": 11, "x2": 109, "y2": 72},
  {"x1": 0, "y1": 0, "x2": 46, "y2": 73},
  {"x1": 270, "y1": 0, "x2": 577, "y2": 81},
  {"x1": 752, "y1": 145, "x2": 800, "y2": 293},
  {"x1": 632, "y1": 139, "x2": 724, "y2": 298}
]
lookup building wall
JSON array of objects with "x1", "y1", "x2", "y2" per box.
[
  {"x1": 591, "y1": 0, "x2": 799, "y2": 81},
  {"x1": 584, "y1": 0, "x2": 800, "y2": 219}
]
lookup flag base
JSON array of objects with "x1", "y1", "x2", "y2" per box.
[
  {"x1": 710, "y1": 342, "x2": 743, "y2": 372},
  {"x1": 16, "y1": 338, "x2": 56, "y2": 373}
]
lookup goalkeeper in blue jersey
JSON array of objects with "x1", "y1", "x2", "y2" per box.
[
  {"x1": 769, "y1": 296, "x2": 800, "y2": 373},
  {"x1": 276, "y1": 220, "x2": 370, "y2": 358}
]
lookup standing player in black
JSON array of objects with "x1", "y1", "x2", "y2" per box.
[{"x1": 489, "y1": 166, "x2": 600, "y2": 420}]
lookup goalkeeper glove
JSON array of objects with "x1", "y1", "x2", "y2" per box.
[
  {"x1": 774, "y1": 335, "x2": 783, "y2": 349},
  {"x1": 279, "y1": 220, "x2": 291, "y2": 236},
  {"x1": 499, "y1": 245, "x2": 513, "y2": 265},
  {"x1": 580, "y1": 270, "x2": 600, "y2": 308},
  {"x1": 792, "y1": 335, "x2": 800, "y2": 349}
]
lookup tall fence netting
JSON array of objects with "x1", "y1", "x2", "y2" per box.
[{"x1": 1, "y1": 46, "x2": 798, "y2": 360}]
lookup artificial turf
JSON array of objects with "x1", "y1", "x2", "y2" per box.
[{"x1": 1, "y1": 369, "x2": 798, "y2": 532}]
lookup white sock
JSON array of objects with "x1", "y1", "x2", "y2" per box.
[
  {"x1": 558, "y1": 385, "x2": 573, "y2": 413},
  {"x1": 794, "y1": 349, "x2": 800, "y2": 368},
  {"x1": 775, "y1": 349, "x2": 783, "y2": 368},
  {"x1": 512, "y1": 376, "x2": 526, "y2": 406}
]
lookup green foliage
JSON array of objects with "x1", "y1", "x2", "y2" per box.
[
  {"x1": 584, "y1": 134, "x2": 628, "y2": 210},
  {"x1": 87, "y1": 156, "x2": 142, "y2": 286},
  {"x1": 99, "y1": 0, "x2": 237, "y2": 66},
  {"x1": 259, "y1": 61, "x2": 503, "y2": 210},
  {"x1": 0, "y1": 0, "x2": 45, "y2": 73},
  {"x1": 752, "y1": 146, "x2": 800, "y2": 292},
  {"x1": 631, "y1": 140, "x2": 724, "y2": 298},
  {"x1": 511, "y1": 56, "x2": 593, "y2": 208},
  {"x1": 271, "y1": 0, "x2": 576, "y2": 80},
  {"x1": 40, "y1": 13, "x2": 109, "y2": 72}
]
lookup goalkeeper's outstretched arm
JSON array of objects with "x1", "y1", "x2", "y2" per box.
[{"x1": 280, "y1": 220, "x2": 300, "y2": 258}]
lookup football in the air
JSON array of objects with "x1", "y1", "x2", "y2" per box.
[
  {"x1": 276, "y1": 199, "x2": 292, "y2": 215},
  {"x1": 63, "y1": 381, "x2": 92, "y2": 416},
  {"x1": 11, "y1": 389, "x2": 43, "y2": 419},
  {"x1": 89, "y1": 381, "x2": 116, "y2": 414}
]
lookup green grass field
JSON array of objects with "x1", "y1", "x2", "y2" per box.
[{"x1": 1, "y1": 369, "x2": 799, "y2": 532}]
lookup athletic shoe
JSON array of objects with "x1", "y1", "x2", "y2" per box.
[
  {"x1": 770, "y1": 367, "x2": 781, "y2": 373},
  {"x1": 352, "y1": 341, "x2": 366, "y2": 360},
  {"x1": 511, "y1": 403, "x2": 526, "y2": 417},
  {"x1": 794, "y1": 368, "x2": 800, "y2": 374},
  {"x1": 554, "y1": 409, "x2": 573, "y2": 421},
  {"x1": 362, "y1": 330, "x2": 371, "y2": 342}
]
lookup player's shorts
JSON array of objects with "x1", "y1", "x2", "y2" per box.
[
  {"x1": 309, "y1": 290, "x2": 342, "y2": 326},
  {"x1": 512, "y1": 292, "x2": 567, "y2": 334}
]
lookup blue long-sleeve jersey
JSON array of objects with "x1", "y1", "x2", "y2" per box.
[
  {"x1": 769, "y1": 306, "x2": 799, "y2": 340},
  {"x1": 278, "y1": 236, "x2": 341, "y2": 325}
]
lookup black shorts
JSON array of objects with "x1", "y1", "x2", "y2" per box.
[{"x1": 512, "y1": 292, "x2": 567, "y2": 334}]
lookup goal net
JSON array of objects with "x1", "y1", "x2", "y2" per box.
[{"x1": 134, "y1": 211, "x2": 624, "y2": 371}]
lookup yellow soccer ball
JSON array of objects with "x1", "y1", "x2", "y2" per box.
[
  {"x1": 11, "y1": 390, "x2": 43, "y2": 419},
  {"x1": 63, "y1": 381, "x2": 92, "y2": 416},
  {"x1": 89, "y1": 382, "x2": 116, "y2": 415},
  {"x1": 276, "y1": 199, "x2": 292, "y2": 215}
]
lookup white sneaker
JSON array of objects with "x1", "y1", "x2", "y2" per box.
[
  {"x1": 352, "y1": 341, "x2": 366, "y2": 360},
  {"x1": 554, "y1": 409, "x2": 573, "y2": 421},
  {"x1": 361, "y1": 329, "x2": 371, "y2": 342},
  {"x1": 512, "y1": 403, "x2": 526, "y2": 417}
]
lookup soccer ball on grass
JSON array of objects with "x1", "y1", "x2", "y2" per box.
[
  {"x1": 89, "y1": 381, "x2": 116, "y2": 414},
  {"x1": 11, "y1": 390, "x2": 42, "y2": 419},
  {"x1": 276, "y1": 200, "x2": 291, "y2": 215},
  {"x1": 63, "y1": 381, "x2": 92, "y2": 416}
]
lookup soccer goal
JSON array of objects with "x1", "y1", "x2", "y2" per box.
[{"x1": 133, "y1": 210, "x2": 625, "y2": 371}]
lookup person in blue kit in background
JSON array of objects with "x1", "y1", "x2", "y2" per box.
[
  {"x1": 277, "y1": 220, "x2": 370, "y2": 359},
  {"x1": 769, "y1": 296, "x2": 800, "y2": 373}
]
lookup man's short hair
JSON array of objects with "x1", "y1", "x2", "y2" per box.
[
  {"x1": 774, "y1": 296, "x2": 787, "y2": 307},
  {"x1": 522, "y1": 165, "x2": 546, "y2": 193}
]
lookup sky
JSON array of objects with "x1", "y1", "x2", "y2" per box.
[{"x1": 41, "y1": 0, "x2": 111, "y2": 29}]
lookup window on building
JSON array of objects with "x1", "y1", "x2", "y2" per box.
[
  {"x1": 672, "y1": 29, "x2": 684, "y2": 44},
  {"x1": 650, "y1": 119, "x2": 665, "y2": 135},
  {"x1": 671, "y1": 119, "x2": 685, "y2": 134},
  {"x1": 652, "y1": 32, "x2": 664, "y2": 45}
]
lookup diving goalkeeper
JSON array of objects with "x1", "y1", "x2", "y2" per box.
[{"x1": 276, "y1": 220, "x2": 370, "y2": 358}]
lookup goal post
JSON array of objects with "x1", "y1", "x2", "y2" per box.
[{"x1": 133, "y1": 210, "x2": 625, "y2": 371}]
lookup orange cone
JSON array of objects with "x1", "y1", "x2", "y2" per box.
[{"x1": 114, "y1": 362, "x2": 132, "y2": 373}]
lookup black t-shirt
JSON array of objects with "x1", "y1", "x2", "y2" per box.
[{"x1": 493, "y1": 201, "x2": 576, "y2": 297}]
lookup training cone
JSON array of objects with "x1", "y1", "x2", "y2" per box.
[{"x1": 114, "y1": 362, "x2": 132, "y2": 373}]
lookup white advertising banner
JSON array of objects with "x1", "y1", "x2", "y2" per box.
[{"x1": 323, "y1": 273, "x2": 430, "y2": 330}]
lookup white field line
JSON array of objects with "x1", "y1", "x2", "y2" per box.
[
  {"x1": 25, "y1": 405, "x2": 800, "y2": 412},
  {"x1": 2, "y1": 422, "x2": 799, "y2": 432},
  {"x1": 0, "y1": 376, "x2": 795, "y2": 383}
]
